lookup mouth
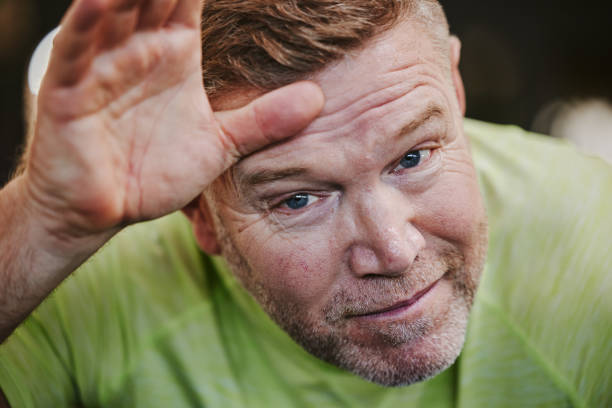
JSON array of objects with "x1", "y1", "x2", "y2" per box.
[{"x1": 350, "y1": 278, "x2": 441, "y2": 320}]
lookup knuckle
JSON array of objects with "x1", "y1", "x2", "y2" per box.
[
  {"x1": 215, "y1": 122, "x2": 242, "y2": 160},
  {"x1": 250, "y1": 101, "x2": 271, "y2": 142}
]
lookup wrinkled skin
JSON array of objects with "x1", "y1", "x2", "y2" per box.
[{"x1": 187, "y1": 20, "x2": 488, "y2": 386}]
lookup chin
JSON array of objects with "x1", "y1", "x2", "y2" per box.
[
  {"x1": 354, "y1": 310, "x2": 469, "y2": 387},
  {"x1": 280, "y1": 296, "x2": 471, "y2": 387}
]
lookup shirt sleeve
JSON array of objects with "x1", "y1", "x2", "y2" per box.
[
  {"x1": 0, "y1": 213, "x2": 205, "y2": 407},
  {"x1": 0, "y1": 301, "x2": 77, "y2": 407}
]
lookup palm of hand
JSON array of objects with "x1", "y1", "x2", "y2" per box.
[
  {"x1": 24, "y1": 0, "x2": 323, "y2": 239},
  {"x1": 28, "y1": 1, "x2": 227, "y2": 234}
]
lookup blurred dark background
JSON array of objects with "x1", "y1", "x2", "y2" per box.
[{"x1": 1, "y1": 0, "x2": 612, "y2": 185}]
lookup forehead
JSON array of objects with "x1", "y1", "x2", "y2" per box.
[
  {"x1": 226, "y1": 20, "x2": 453, "y2": 179},
  {"x1": 310, "y1": 20, "x2": 445, "y2": 114}
]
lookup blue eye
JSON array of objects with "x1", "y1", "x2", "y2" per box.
[
  {"x1": 284, "y1": 193, "x2": 310, "y2": 210},
  {"x1": 400, "y1": 150, "x2": 422, "y2": 168},
  {"x1": 396, "y1": 149, "x2": 432, "y2": 171}
]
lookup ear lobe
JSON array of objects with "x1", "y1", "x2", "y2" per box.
[
  {"x1": 449, "y1": 35, "x2": 466, "y2": 116},
  {"x1": 182, "y1": 196, "x2": 222, "y2": 255}
]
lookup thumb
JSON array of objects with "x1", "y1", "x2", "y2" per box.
[{"x1": 214, "y1": 81, "x2": 324, "y2": 161}]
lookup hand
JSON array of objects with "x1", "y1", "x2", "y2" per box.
[{"x1": 25, "y1": 0, "x2": 323, "y2": 241}]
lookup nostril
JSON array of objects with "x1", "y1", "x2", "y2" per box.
[
  {"x1": 349, "y1": 193, "x2": 424, "y2": 277},
  {"x1": 348, "y1": 239, "x2": 418, "y2": 278},
  {"x1": 348, "y1": 244, "x2": 382, "y2": 277}
]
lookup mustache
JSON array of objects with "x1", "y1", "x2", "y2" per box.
[{"x1": 323, "y1": 249, "x2": 467, "y2": 323}]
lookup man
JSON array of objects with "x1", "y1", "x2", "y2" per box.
[{"x1": 0, "y1": 0, "x2": 610, "y2": 406}]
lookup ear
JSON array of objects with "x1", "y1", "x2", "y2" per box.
[
  {"x1": 449, "y1": 35, "x2": 466, "y2": 116},
  {"x1": 182, "y1": 195, "x2": 221, "y2": 255}
]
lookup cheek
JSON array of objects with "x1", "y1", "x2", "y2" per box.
[
  {"x1": 236, "y1": 229, "x2": 338, "y2": 308},
  {"x1": 416, "y1": 165, "x2": 484, "y2": 245}
]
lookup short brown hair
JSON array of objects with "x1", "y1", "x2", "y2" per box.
[{"x1": 201, "y1": 0, "x2": 449, "y2": 99}]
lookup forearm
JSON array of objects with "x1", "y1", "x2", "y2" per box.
[{"x1": 0, "y1": 176, "x2": 114, "y2": 342}]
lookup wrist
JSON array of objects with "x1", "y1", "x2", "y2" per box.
[
  {"x1": 4, "y1": 174, "x2": 118, "y2": 262},
  {"x1": 0, "y1": 175, "x2": 107, "y2": 341}
]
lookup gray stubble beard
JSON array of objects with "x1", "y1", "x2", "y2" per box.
[{"x1": 273, "y1": 256, "x2": 476, "y2": 387}]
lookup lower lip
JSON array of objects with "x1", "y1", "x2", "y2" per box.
[{"x1": 354, "y1": 279, "x2": 441, "y2": 321}]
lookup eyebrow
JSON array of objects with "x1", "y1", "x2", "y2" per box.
[
  {"x1": 238, "y1": 167, "x2": 309, "y2": 190},
  {"x1": 394, "y1": 103, "x2": 444, "y2": 140},
  {"x1": 238, "y1": 103, "x2": 445, "y2": 190}
]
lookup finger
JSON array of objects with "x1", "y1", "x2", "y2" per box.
[
  {"x1": 167, "y1": 0, "x2": 202, "y2": 28},
  {"x1": 46, "y1": 0, "x2": 110, "y2": 87},
  {"x1": 97, "y1": 0, "x2": 143, "y2": 48},
  {"x1": 54, "y1": 0, "x2": 110, "y2": 59},
  {"x1": 214, "y1": 81, "x2": 325, "y2": 160},
  {"x1": 97, "y1": 6, "x2": 140, "y2": 49},
  {"x1": 137, "y1": 0, "x2": 178, "y2": 30},
  {"x1": 61, "y1": 0, "x2": 109, "y2": 33},
  {"x1": 111, "y1": 0, "x2": 142, "y2": 11},
  {"x1": 47, "y1": 0, "x2": 149, "y2": 87},
  {"x1": 45, "y1": 47, "x2": 99, "y2": 89}
]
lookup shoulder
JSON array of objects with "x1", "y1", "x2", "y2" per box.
[
  {"x1": 466, "y1": 118, "x2": 611, "y2": 262},
  {"x1": 0, "y1": 213, "x2": 218, "y2": 406},
  {"x1": 461, "y1": 119, "x2": 612, "y2": 407}
]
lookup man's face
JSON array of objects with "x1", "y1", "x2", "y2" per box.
[{"x1": 203, "y1": 20, "x2": 488, "y2": 386}]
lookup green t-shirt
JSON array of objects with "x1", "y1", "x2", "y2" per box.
[{"x1": 1, "y1": 119, "x2": 611, "y2": 407}]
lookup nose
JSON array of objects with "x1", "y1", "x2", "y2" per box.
[{"x1": 347, "y1": 186, "x2": 425, "y2": 278}]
